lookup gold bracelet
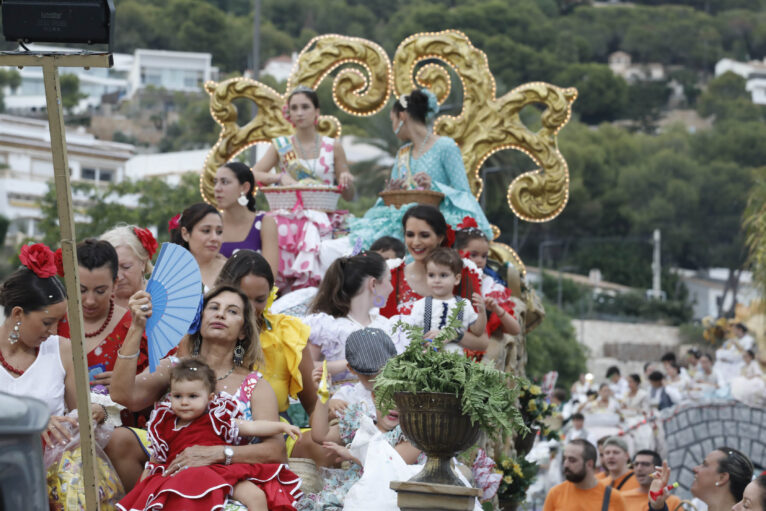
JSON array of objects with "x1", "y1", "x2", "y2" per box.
[{"x1": 117, "y1": 348, "x2": 140, "y2": 359}]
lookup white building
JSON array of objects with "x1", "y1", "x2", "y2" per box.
[
  {"x1": 126, "y1": 49, "x2": 218, "y2": 99},
  {"x1": 0, "y1": 114, "x2": 134, "y2": 243},
  {"x1": 674, "y1": 268, "x2": 759, "y2": 321},
  {"x1": 1, "y1": 46, "x2": 218, "y2": 113},
  {"x1": 258, "y1": 53, "x2": 297, "y2": 83},
  {"x1": 125, "y1": 149, "x2": 210, "y2": 185},
  {"x1": 714, "y1": 57, "x2": 766, "y2": 105},
  {"x1": 608, "y1": 51, "x2": 665, "y2": 83}
]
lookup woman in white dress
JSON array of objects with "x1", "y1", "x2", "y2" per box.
[
  {"x1": 303, "y1": 252, "x2": 400, "y2": 386},
  {"x1": 730, "y1": 349, "x2": 766, "y2": 407}
]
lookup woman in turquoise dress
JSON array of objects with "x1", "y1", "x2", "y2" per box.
[{"x1": 348, "y1": 88, "x2": 492, "y2": 248}]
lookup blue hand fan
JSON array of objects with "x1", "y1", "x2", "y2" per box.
[{"x1": 145, "y1": 243, "x2": 203, "y2": 371}]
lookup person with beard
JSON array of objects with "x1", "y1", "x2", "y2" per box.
[
  {"x1": 596, "y1": 437, "x2": 640, "y2": 492},
  {"x1": 621, "y1": 450, "x2": 681, "y2": 511},
  {"x1": 543, "y1": 439, "x2": 626, "y2": 511}
]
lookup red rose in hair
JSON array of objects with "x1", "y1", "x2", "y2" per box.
[
  {"x1": 54, "y1": 248, "x2": 65, "y2": 277},
  {"x1": 19, "y1": 243, "x2": 57, "y2": 278},
  {"x1": 168, "y1": 213, "x2": 181, "y2": 232},
  {"x1": 458, "y1": 216, "x2": 478, "y2": 230},
  {"x1": 444, "y1": 224, "x2": 456, "y2": 247},
  {"x1": 133, "y1": 227, "x2": 158, "y2": 258}
]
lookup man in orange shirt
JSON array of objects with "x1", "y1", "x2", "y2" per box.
[
  {"x1": 622, "y1": 450, "x2": 682, "y2": 511},
  {"x1": 597, "y1": 437, "x2": 640, "y2": 492},
  {"x1": 544, "y1": 439, "x2": 626, "y2": 511}
]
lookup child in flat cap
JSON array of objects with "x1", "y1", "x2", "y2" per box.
[{"x1": 298, "y1": 328, "x2": 420, "y2": 511}]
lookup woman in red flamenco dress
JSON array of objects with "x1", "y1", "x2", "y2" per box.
[{"x1": 118, "y1": 358, "x2": 302, "y2": 511}]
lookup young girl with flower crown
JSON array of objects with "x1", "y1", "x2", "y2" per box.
[{"x1": 117, "y1": 358, "x2": 302, "y2": 511}]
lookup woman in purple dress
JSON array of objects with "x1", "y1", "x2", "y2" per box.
[{"x1": 214, "y1": 161, "x2": 279, "y2": 278}]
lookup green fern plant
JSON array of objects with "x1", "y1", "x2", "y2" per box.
[{"x1": 374, "y1": 300, "x2": 528, "y2": 441}]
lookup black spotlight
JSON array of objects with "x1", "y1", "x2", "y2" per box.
[{"x1": 1, "y1": 0, "x2": 115, "y2": 46}]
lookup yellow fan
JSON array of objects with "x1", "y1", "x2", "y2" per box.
[{"x1": 318, "y1": 360, "x2": 330, "y2": 404}]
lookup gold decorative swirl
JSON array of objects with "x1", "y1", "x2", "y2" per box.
[
  {"x1": 392, "y1": 30, "x2": 577, "y2": 223},
  {"x1": 201, "y1": 34, "x2": 392, "y2": 205},
  {"x1": 286, "y1": 34, "x2": 392, "y2": 117}
]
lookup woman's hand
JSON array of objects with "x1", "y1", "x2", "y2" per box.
[
  {"x1": 413, "y1": 172, "x2": 431, "y2": 189},
  {"x1": 164, "y1": 445, "x2": 222, "y2": 477},
  {"x1": 280, "y1": 172, "x2": 297, "y2": 186},
  {"x1": 128, "y1": 290, "x2": 152, "y2": 329},
  {"x1": 43, "y1": 415, "x2": 77, "y2": 446},
  {"x1": 90, "y1": 370, "x2": 113, "y2": 388},
  {"x1": 385, "y1": 178, "x2": 406, "y2": 191},
  {"x1": 338, "y1": 172, "x2": 355, "y2": 190},
  {"x1": 90, "y1": 403, "x2": 106, "y2": 424}
]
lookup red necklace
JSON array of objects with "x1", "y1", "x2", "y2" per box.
[
  {"x1": 0, "y1": 345, "x2": 39, "y2": 376},
  {"x1": 85, "y1": 298, "x2": 114, "y2": 338}
]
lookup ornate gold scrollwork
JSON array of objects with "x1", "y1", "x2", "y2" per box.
[
  {"x1": 392, "y1": 30, "x2": 577, "y2": 223},
  {"x1": 200, "y1": 34, "x2": 392, "y2": 206}
]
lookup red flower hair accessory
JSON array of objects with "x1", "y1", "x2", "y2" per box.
[
  {"x1": 168, "y1": 213, "x2": 182, "y2": 232},
  {"x1": 458, "y1": 249, "x2": 471, "y2": 259},
  {"x1": 444, "y1": 224, "x2": 456, "y2": 247},
  {"x1": 458, "y1": 216, "x2": 478, "y2": 230},
  {"x1": 133, "y1": 227, "x2": 158, "y2": 258},
  {"x1": 19, "y1": 243, "x2": 57, "y2": 278},
  {"x1": 54, "y1": 248, "x2": 65, "y2": 277}
]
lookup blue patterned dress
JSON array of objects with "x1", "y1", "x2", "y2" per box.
[{"x1": 348, "y1": 137, "x2": 492, "y2": 248}]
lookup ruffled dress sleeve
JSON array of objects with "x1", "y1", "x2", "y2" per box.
[
  {"x1": 258, "y1": 312, "x2": 310, "y2": 412},
  {"x1": 426, "y1": 138, "x2": 492, "y2": 238},
  {"x1": 207, "y1": 393, "x2": 241, "y2": 445},
  {"x1": 145, "y1": 400, "x2": 174, "y2": 474},
  {"x1": 303, "y1": 312, "x2": 347, "y2": 362}
]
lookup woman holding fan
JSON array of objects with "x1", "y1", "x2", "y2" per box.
[
  {"x1": 109, "y1": 285, "x2": 286, "y2": 492},
  {"x1": 169, "y1": 202, "x2": 227, "y2": 290}
]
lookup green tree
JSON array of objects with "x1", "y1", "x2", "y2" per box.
[
  {"x1": 526, "y1": 301, "x2": 586, "y2": 391},
  {"x1": 553, "y1": 64, "x2": 628, "y2": 124},
  {"x1": 38, "y1": 173, "x2": 203, "y2": 246},
  {"x1": 60, "y1": 74, "x2": 87, "y2": 113}
]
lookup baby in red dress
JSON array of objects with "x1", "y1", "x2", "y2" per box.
[{"x1": 117, "y1": 358, "x2": 302, "y2": 511}]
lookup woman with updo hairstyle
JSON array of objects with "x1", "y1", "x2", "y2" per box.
[
  {"x1": 303, "y1": 251, "x2": 400, "y2": 383},
  {"x1": 249, "y1": 86, "x2": 355, "y2": 290},
  {"x1": 100, "y1": 224, "x2": 157, "y2": 309},
  {"x1": 214, "y1": 161, "x2": 280, "y2": 278},
  {"x1": 169, "y1": 202, "x2": 226, "y2": 290},
  {"x1": 733, "y1": 474, "x2": 766, "y2": 511},
  {"x1": 0, "y1": 244, "x2": 111, "y2": 451},
  {"x1": 214, "y1": 249, "x2": 317, "y2": 420},
  {"x1": 348, "y1": 88, "x2": 492, "y2": 248},
  {"x1": 690, "y1": 447, "x2": 754, "y2": 511}
]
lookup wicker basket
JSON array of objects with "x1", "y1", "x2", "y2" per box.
[
  {"x1": 287, "y1": 457, "x2": 322, "y2": 494},
  {"x1": 262, "y1": 185, "x2": 341, "y2": 212},
  {"x1": 378, "y1": 189, "x2": 444, "y2": 209}
]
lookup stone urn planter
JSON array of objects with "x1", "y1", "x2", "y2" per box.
[{"x1": 394, "y1": 391, "x2": 481, "y2": 487}]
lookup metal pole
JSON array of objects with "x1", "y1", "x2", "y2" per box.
[
  {"x1": 652, "y1": 229, "x2": 661, "y2": 299},
  {"x1": 42, "y1": 56, "x2": 107, "y2": 511},
  {"x1": 250, "y1": 0, "x2": 261, "y2": 166}
]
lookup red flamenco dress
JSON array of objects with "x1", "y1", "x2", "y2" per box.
[{"x1": 117, "y1": 395, "x2": 302, "y2": 511}]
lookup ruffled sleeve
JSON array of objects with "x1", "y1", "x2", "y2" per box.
[
  {"x1": 258, "y1": 312, "x2": 310, "y2": 405},
  {"x1": 303, "y1": 312, "x2": 349, "y2": 361},
  {"x1": 145, "y1": 400, "x2": 174, "y2": 470},
  {"x1": 207, "y1": 393, "x2": 241, "y2": 445}
]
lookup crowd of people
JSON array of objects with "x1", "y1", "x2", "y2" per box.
[
  {"x1": 536, "y1": 331, "x2": 766, "y2": 511},
  {"x1": 0, "y1": 86, "x2": 524, "y2": 510}
]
